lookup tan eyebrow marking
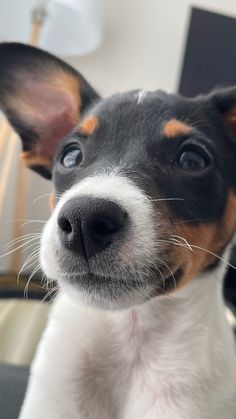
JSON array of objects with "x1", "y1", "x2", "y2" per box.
[
  {"x1": 223, "y1": 106, "x2": 236, "y2": 139},
  {"x1": 20, "y1": 151, "x2": 51, "y2": 168},
  {"x1": 163, "y1": 119, "x2": 191, "y2": 138},
  {"x1": 79, "y1": 116, "x2": 98, "y2": 136}
]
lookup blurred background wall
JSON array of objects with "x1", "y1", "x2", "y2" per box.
[{"x1": 1, "y1": 0, "x2": 236, "y2": 274}]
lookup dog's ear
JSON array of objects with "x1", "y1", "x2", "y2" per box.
[
  {"x1": 210, "y1": 87, "x2": 236, "y2": 140},
  {"x1": 0, "y1": 43, "x2": 100, "y2": 179}
]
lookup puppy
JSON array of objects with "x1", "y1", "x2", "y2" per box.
[{"x1": 0, "y1": 43, "x2": 236, "y2": 419}]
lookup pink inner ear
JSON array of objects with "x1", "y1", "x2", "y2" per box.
[
  {"x1": 17, "y1": 76, "x2": 80, "y2": 160},
  {"x1": 36, "y1": 102, "x2": 78, "y2": 159}
]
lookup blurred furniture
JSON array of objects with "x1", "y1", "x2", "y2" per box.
[{"x1": 0, "y1": 297, "x2": 50, "y2": 365}]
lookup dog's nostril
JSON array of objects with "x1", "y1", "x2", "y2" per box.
[{"x1": 58, "y1": 216, "x2": 73, "y2": 234}]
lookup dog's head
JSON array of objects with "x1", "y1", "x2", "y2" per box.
[{"x1": 1, "y1": 43, "x2": 236, "y2": 309}]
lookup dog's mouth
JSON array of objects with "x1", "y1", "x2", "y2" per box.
[{"x1": 57, "y1": 263, "x2": 184, "y2": 304}]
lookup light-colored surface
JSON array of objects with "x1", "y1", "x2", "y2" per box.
[
  {"x1": 0, "y1": 299, "x2": 50, "y2": 365},
  {"x1": 67, "y1": 0, "x2": 236, "y2": 96}
]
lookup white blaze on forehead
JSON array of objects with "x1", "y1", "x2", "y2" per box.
[{"x1": 136, "y1": 90, "x2": 148, "y2": 105}]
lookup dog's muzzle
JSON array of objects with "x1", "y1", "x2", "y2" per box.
[
  {"x1": 40, "y1": 175, "x2": 160, "y2": 308},
  {"x1": 57, "y1": 197, "x2": 128, "y2": 259}
]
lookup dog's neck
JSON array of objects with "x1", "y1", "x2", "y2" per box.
[
  {"x1": 70, "y1": 256, "x2": 234, "y2": 379},
  {"x1": 91, "y1": 260, "x2": 235, "y2": 411},
  {"x1": 60, "y1": 258, "x2": 235, "y2": 417},
  {"x1": 21, "y1": 259, "x2": 236, "y2": 419},
  {"x1": 105, "y1": 261, "x2": 232, "y2": 361}
]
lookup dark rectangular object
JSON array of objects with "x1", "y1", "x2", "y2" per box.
[
  {"x1": 0, "y1": 363, "x2": 29, "y2": 419},
  {"x1": 178, "y1": 7, "x2": 236, "y2": 96}
]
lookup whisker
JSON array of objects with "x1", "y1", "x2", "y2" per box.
[
  {"x1": 170, "y1": 235, "x2": 193, "y2": 251},
  {"x1": 17, "y1": 247, "x2": 40, "y2": 284},
  {"x1": 3, "y1": 237, "x2": 41, "y2": 252},
  {"x1": 21, "y1": 220, "x2": 46, "y2": 227},
  {"x1": 32, "y1": 192, "x2": 60, "y2": 205},
  {"x1": 172, "y1": 218, "x2": 201, "y2": 225},
  {"x1": 23, "y1": 264, "x2": 41, "y2": 299},
  {"x1": 189, "y1": 244, "x2": 236, "y2": 270},
  {"x1": 32, "y1": 193, "x2": 51, "y2": 204},
  {"x1": 4, "y1": 219, "x2": 46, "y2": 226},
  {"x1": 150, "y1": 257, "x2": 177, "y2": 293},
  {"x1": 169, "y1": 234, "x2": 236, "y2": 271},
  {"x1": 19, "y1": 241, "x2": 41, "y2": 255},
  {"x1": 39, "y1": 285, "x2": 59, "y2": 306},
  {"x1": 3, "y1": 233, "x2": 41, "y2": 249},
  {"x1": 147, "y1": 197, "x2": 184, "y2": 202},
  {"x1": 0, "y1": 238, "x2": 41, "y2": 258}
]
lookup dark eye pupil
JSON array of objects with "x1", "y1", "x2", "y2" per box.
[
  {"x1": 62, "y1": 147, "x2": 81, "y2": 168},
  {"x1": 178, "y1": 151, "x2": 207, "y2": 171}
]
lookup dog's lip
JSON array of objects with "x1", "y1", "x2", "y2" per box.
[
  {"x1": 59, "y1": 271, "x2": 138, "y2": 285},
  {"x1": 59, "y1": 270, "x2": 116, "y2": 280},
  {"x1": 58, "y1": 265, "x2": 183, "y2": 287}
]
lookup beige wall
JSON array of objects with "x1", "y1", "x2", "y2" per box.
[
  {"x1": 1, "y1": 0, "x2": 236, "y2": 273},
  {"x1": 67, "y1": 0, "x2": 236, "y2": 95}
]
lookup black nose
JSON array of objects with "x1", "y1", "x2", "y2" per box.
[{"x1": 57, "y1": 197, "x2": 127, "y2": 259}]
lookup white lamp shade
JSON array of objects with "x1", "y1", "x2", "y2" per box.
[{"x1": 0, "y1": 0, "x2": 103, "y2": 55}]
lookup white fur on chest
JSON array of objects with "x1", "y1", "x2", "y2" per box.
[{"x1": 20, "y1": 270, "x2": 236, "y2": 419}]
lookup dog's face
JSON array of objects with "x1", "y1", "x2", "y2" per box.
[{"x1": 1, "y1": 44, "x2": 236, "y2": 309}]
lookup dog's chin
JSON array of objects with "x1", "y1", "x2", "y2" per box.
[
  {"x1": 56, "y1": 272, "x2": 153, "y2": 310},
  {"x1": 47, "y1": 266, "x2": 183, "y2": 310},
  {"x1": 41, "y1": 244, "x2": 183, "y2": 310}
]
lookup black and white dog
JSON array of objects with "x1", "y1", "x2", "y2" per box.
[{"x1": 0, "y1": 43, "x2": 236, "y2": 419}]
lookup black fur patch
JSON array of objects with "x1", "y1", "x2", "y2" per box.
[{"x1": 53, "y1": 89, "x2": 236, "y2": 225}]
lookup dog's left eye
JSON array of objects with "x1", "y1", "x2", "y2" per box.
[
  {"x1": 176, "y1": 147, "x2": 209, "y2": 171},
  {"x1": 61, "y1": 146, "x2": 82, "y2": 168}
]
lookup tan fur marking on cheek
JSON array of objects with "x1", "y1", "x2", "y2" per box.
[
  {"x1": 50, "y1": 192, "x2": 55, "y2": 210},
  {"x1": 163, "y1": 119, "x2": 191, "y2": 138},
  {"x1": 21, "y1": 151, "x2": 51, "y2": 168},
  {"x1": 79, "y1": 116, "x2": 98, "y2": 136},
  {"x1": 224, "y1": 110, "x2": 236, "y2": 123},
  {"x1": 176, "y1": 224, "x2": 217, "y2": 288},
  {"x1": 221, "y1": 191, "x2": 236, "y2": 236},
  {"x1": 223, "y1": 107, "x2": 236, "y2": 138},
  {"x1": 174, "y1": 191, "x2": 236, "y2": 288}
]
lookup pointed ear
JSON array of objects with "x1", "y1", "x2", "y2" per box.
[
  {"x1": 0, "y1": 43, "x2": 100, "y2": 178},
  {"x1": 210, "y1": 86, "x2": 236, "y2": 140}
]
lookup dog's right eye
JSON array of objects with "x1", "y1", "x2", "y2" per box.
[
  {"x1": 61, "y1": 145, "x2": 82, "y2": 168},
  {"x1": 176, "y1": 146, "x2": 210, "y2": 172}
]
